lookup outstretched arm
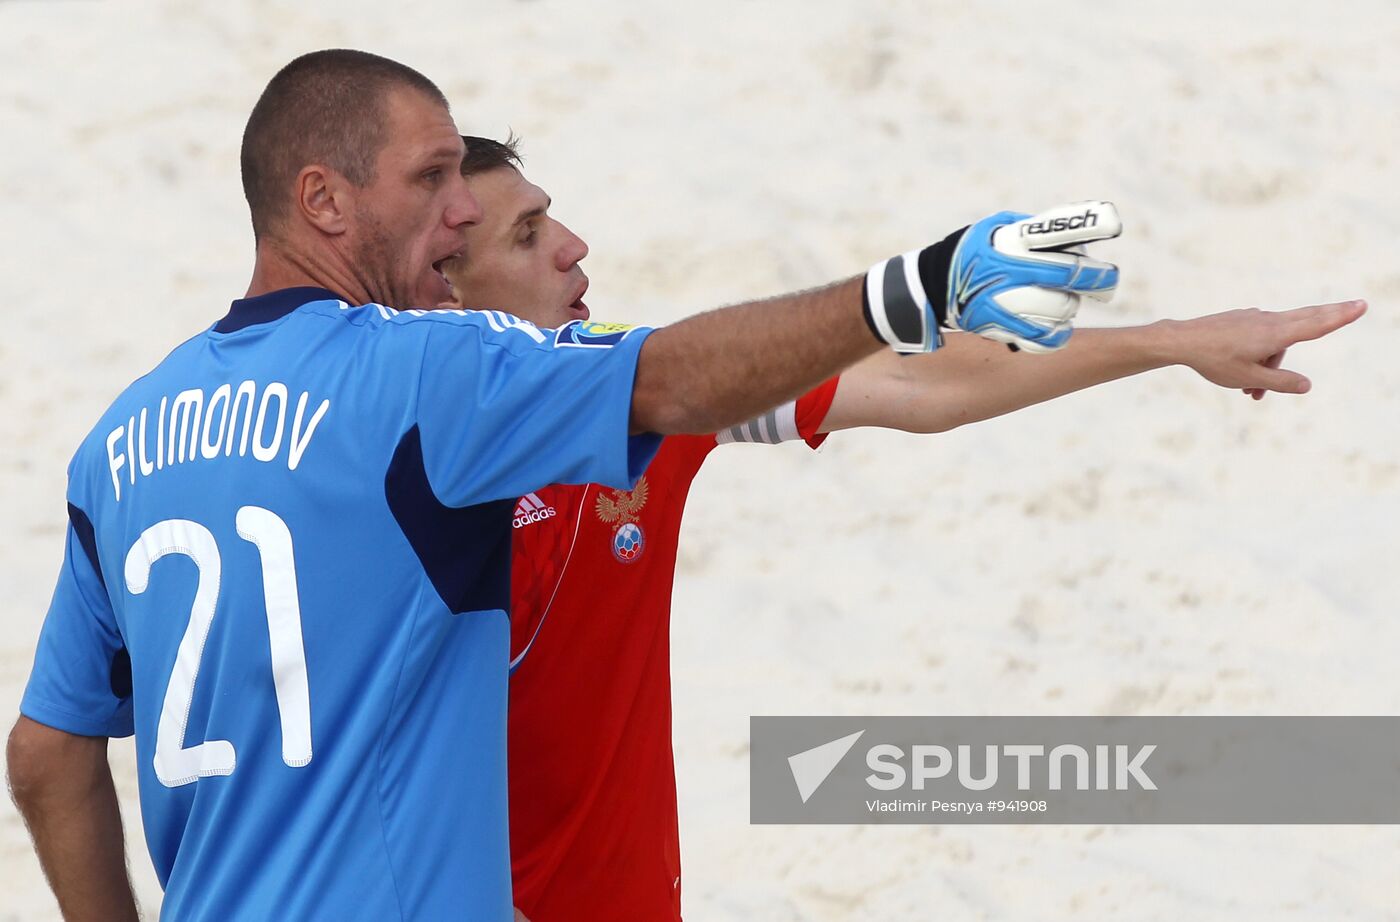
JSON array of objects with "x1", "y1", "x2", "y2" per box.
[
  {"x1": 629, "y1": 202, "x2": 1125, "y2": 435},
  {"x1": 818, "y1": 300, "x2": 1366, "y2": 434},
  {"x1": 631, "y1": 276, "x2": 878, "y2": 435},
  {"x1": 7, "y1": 717, "x2": 140, "y2": 922}
]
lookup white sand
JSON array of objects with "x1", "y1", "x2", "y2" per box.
[{"x1": 2, "y1": 1, "x2": 1398, "y2": 919}]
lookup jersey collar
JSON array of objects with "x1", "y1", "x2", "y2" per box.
[{"x1": 214, "y1": 287, "x2": 345, "y2": 333}]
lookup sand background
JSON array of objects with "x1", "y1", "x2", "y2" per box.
[{"x1": 2, "y1": 0, "x2": 1398, "y2": 918}]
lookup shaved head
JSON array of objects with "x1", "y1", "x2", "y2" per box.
[{"x1": 240, "y1": 49, "x2": 448, "y2": 241}]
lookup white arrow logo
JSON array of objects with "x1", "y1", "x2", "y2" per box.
[{"x1": 788, "y1": 730, "x2": 865, "y2": 803}]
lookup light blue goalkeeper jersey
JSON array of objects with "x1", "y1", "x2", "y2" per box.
[{"x1": 20, "y1": 287, "x2": 660, "y2": 921}]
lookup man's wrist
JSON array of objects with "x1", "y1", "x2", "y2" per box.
[
  {"x1": 861, "y1": 228, "x2": 965, "y2": 354},
  {"x1": 1141, "y1": 318, "x2": 1190, "y2": 368}
]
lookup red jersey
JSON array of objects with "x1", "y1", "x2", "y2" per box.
[{"x1": 508, "y1": 378, "x2": 840, "y2": 921}]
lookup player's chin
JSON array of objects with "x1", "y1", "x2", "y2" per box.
[{"x1": 417, "y1": 269, "x2": 455, "y2": 309}]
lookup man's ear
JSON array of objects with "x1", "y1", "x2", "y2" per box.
[{"x1": 294, "y1": 165, "x2": 352, "y2": 235}]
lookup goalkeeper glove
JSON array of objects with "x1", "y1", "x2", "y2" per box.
[{"x1": 863, "y1": 201, "x2": 1121, "y2": 353}]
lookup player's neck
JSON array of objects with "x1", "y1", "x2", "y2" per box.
[{"x1": 246, "y1": 239, "x2": 370, "y2": 306}]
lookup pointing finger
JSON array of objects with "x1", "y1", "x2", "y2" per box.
[{"x1": 1282, "y1": 299, "x2": 1367, "y2": 344}]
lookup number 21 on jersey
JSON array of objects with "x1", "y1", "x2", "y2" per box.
[{"x1": 124, "y1": 506, "x2": 312, "y2": 788}]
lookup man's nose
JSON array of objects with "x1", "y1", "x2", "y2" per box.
[
  {"x1": 554, "y1": 226, "x2": 589, "y2": 271},
  {"x1": 446, "y1": 181, "x2": 483, "y2": 229}
]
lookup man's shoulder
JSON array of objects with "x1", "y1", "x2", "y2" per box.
[
  {"x1": 324, "y1": 302, "x2": 549, "y2": 345},
  {"x1": 68, "y1": 331, "x2": 207, "y2": 465}
]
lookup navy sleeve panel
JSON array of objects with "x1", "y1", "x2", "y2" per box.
[
  {"x1": 67, "y1": 503, "x2": 106, "y2": 591},
  {"x1": 21, "y1": 518, "x2": 134, "y2": 738},
  {"x1": 386, "y1": 426, "x2": 513, "y2": 616}
]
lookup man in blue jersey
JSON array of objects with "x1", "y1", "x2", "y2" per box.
[{"x1": 5, "y1": 50, "x2": 1127, "y2": 920}]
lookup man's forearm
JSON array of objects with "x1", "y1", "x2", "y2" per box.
[
  {"x1": 824, "y1": 322, "x2": 1180, "y2": 434},
  {"x1": 931, "y1": 323, "x2": 1179, "y2": 428},
  {"x1": 8, "y1": 718, "x2": 140, "y2": 922},
  {"x1": 626, "y1": 201, "x2": 1138, "y2": 435},
  {"x1": 822, "y1": 299, "x2": 1365, "y2": 434},
  {"x1": 631, "y1": 276, "x2": 881, "y2": 434}
]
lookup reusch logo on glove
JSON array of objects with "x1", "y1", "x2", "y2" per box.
[{"x1": 1020, "y1": 208, "x2": 1099, "y2": 237}]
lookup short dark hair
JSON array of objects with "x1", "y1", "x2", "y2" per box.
[
  {"x1": 460, "y1": 134, "x2": 523, "y2": 178},
  {"x1": 241, "y1": 49, "x2": 448, "y2": 241}
]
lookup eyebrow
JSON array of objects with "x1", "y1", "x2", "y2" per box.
[
  {"x1": 512, "y1": 196, "x2": 552, "y2": 228},
  {"x1": 423, "y1": 141, "x2": 466, "y2": 167}
]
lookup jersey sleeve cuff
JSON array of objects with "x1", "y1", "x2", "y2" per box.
[
  {"x1": 20, "y1": 692, "x2": 135, "y2": 739},
  {"x1": 796, "y1": 375, "x2": 841, "y2": 449},
  {"x1": 601, "y1": 327, "x2": 663, "y2": 488}
]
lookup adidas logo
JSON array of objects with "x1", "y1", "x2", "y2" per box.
[{"x1": 513, "y1": 493, "x2": 557, "y2": 529}]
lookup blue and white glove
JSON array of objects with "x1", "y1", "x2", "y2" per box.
[{"x1": 863, "y1": 201, "x2": 1121, "y2": 353}]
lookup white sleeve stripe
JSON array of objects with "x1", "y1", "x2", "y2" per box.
[
  {"x1": 773, "y1": 401, "x2": 799, "y2": 443},
  {"x1": 716, "y1": 399, "x2": 802, "y2": 446},
  {"x1": 758, "y1": 410, "x2": 777, "y2": 444}
]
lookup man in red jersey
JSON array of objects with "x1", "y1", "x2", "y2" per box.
[{"x1": 442, "y1": 136, "x2": 1362, "y2": 921}]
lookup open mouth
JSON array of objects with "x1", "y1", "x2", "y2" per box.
[
  {"x1": 430, "y1": 251, "x2": 462, "y2": 300},
  {"x1": 431, "y1": 256, "x2": 451, "y2": 286},
  {"x1": 567, "y1": 278, "x2": 590, "y2": 318}
]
